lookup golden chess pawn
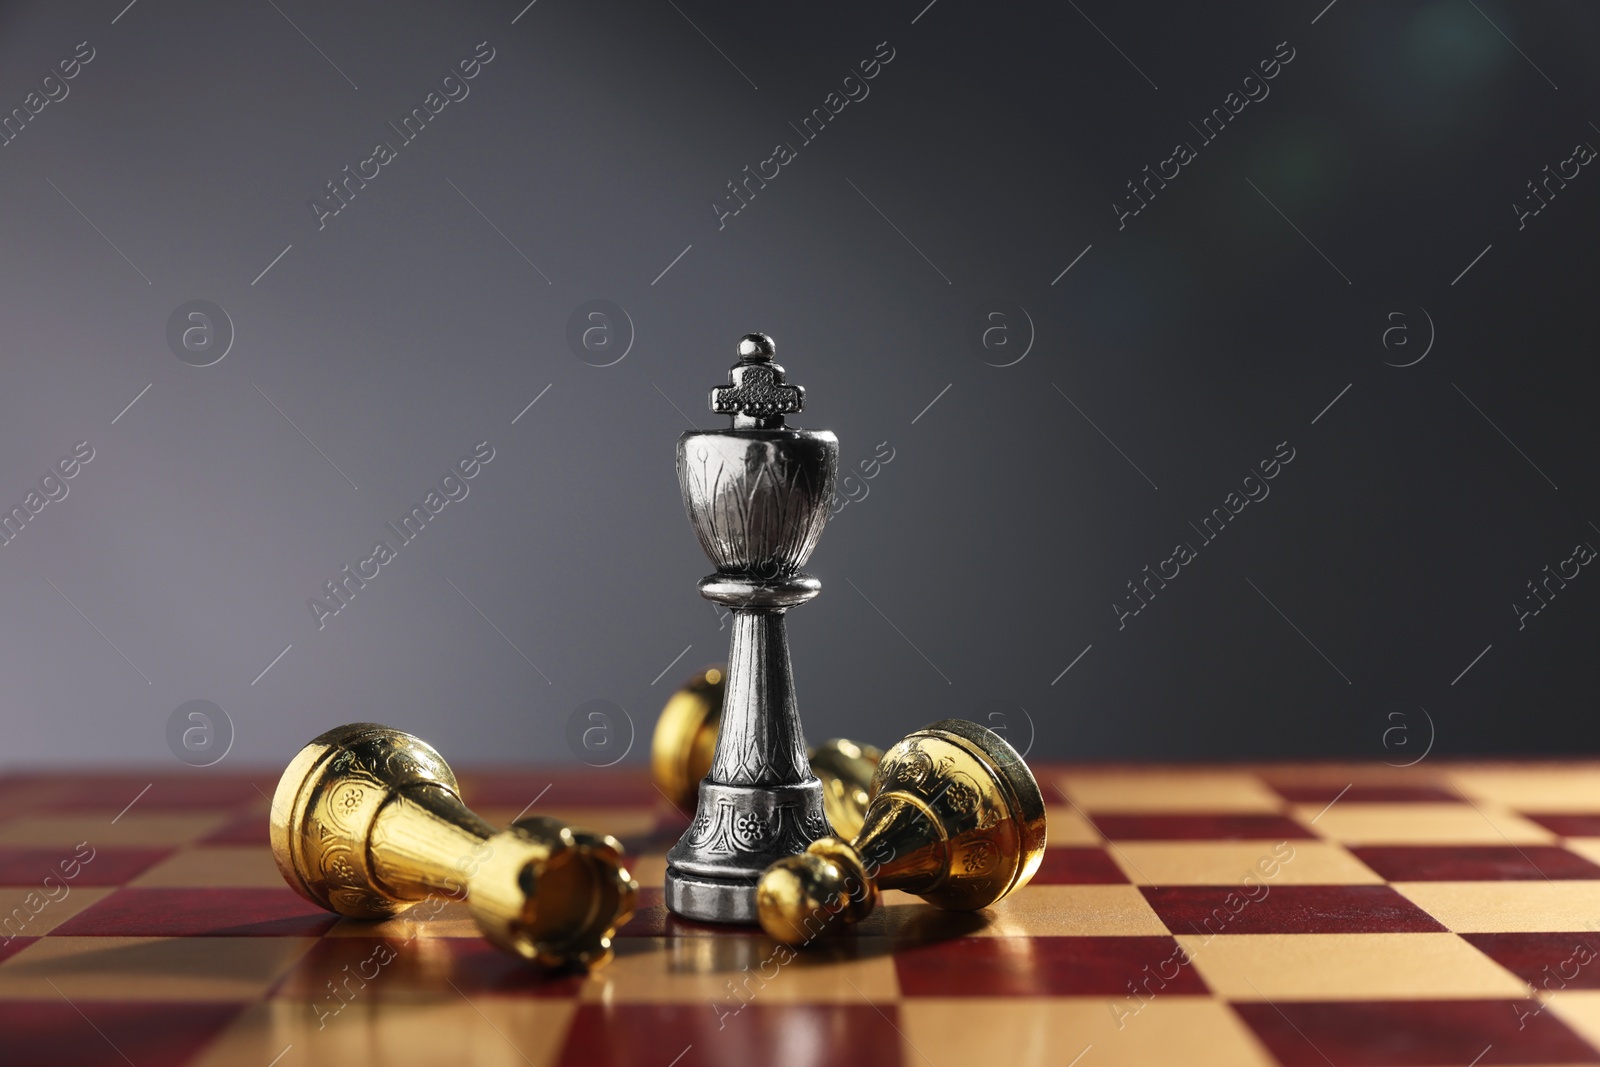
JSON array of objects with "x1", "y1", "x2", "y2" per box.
[
  {"x1": 271, "y1": 723, "x2": 637, "y2": 969},
  {"x1": 652, "y1": 665, "x2": 883, "y2": 839},
  {"x1": 754, "y1": 719, "x2": 1046, "y2": 946}
]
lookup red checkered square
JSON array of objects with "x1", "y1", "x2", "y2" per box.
[
  {"x1": 0, "y1": 1002, "x2": 245, "y2": 1067},
  {"x1": 1526, "y1": 814, "x2": 1600, "y2": 837},
  {"x1": 0, "y1": 847, "x2": 172, "y2": 886},
  {"x1": 1141, "y1": 885, "x2": 1447, "y2": 934},
  {"x1": 1090, "y1": 814, "x2": 1314, "y2": 841},
  {"x1": 1352, "y1": 845, "x2": 1600, "y2": 881},
  {"x1": 1462, "y1": 932, "x2": 1600, "y2": 991},
  {"x1": 895, "y1": 936, "x2": 1208, "y2": 997},
  {"x1": 556, "y1": 1003, "x2": 904, "y2": 1067},
  {"x1": 1031, "y1": 846, "x2": 1130, "y2": 884},
  {"x1": 53, "y1": 887, "x2": 338, "y2": 937},
  {"x1": 1233, "y1": 999, "x2": 1600, "y2": 1065}
]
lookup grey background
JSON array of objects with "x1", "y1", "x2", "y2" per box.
[{"x1": 1, "y1": 0, "x2": 1596, "y2": 769}]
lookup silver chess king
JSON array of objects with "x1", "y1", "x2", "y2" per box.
[{"x1": 664, "y1": 333, "x2": 839, "y2": 923}]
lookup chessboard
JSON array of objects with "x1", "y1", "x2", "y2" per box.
[{"x1": 4, "y1": 762, "x2": 1600, "y2": 1066}]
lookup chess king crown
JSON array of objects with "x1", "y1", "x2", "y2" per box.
[{"x1": 679, "y1": 333, "x2": 837, "y2": 609}]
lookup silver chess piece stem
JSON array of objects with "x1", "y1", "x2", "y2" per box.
[{"x1": 664, "y1": 333, "x2": 839, "y2": 923}]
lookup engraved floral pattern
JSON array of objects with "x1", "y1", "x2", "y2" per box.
[
  {"x1": 895, "y1": 749, "x2": 934, "y2": 787},
  {"x1": 960, "y1": 839, "x2": 997, "y2": 875},
  {"x1": 733, "y1": 809, "x2": 772, "y2": 846},
  {"x1": 672, "y1": 792, "x2": 827, "y2": 866},
  {"x1": 941, "y1": 780, "x2": 978, "y2": 817}
]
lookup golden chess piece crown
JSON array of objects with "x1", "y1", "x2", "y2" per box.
[
  {"x1": 652, "y1": 665, "x2": 883, "y2": 839},
  {"x1": 755, "y1": 719, "x2": 1046, "y2": 945},
  {"x1": 270, "y1": 723, "x2": 637, "y2": 969}
]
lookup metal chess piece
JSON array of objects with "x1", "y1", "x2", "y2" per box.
[
  {"x1": 664, "y1": 333, "x2": 839, "y2": 923},
  {"x1": 271, "y1": 723, "x2": 637, "y2": 969},
  {"x1": 652, "y1": 664, "x2": 882, "y2": 839},
  {"x1": 755, "y1": 719, "x2": 1047, "y2": 946}
]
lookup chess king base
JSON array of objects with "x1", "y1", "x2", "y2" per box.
[
  {"x1": 651, "y1": 664, "x2": 884, "y2": 840},
  {"x1": 664, "y1": 777, "x2": 828, "y2": 922}
]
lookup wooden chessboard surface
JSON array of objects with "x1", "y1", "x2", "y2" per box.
[{"x1": 4, "y1": 761, "x2": 1600, "y2": 1066}]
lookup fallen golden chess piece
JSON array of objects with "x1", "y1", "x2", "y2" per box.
[
  {"x1": 271, "y1": 723, "x2": 637, "y2": 969},
  {"x1": 651, "y1": 665, "x2": 883, "y2": 839},
  {"x1": 754, "y1": 719, "x2": 1046, "y2": 946}
]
